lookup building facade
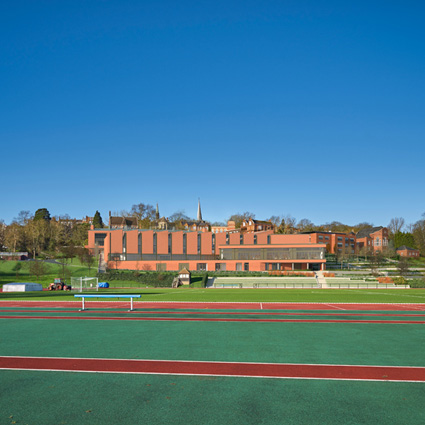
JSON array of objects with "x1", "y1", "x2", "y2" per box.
[
  {"x1": 300, "y1": 232, "x2": 356, "y2": 254},
  {"x1": 396, "y1": 246, "x2": 420, "y2": 258},
  {"x1": 356, "y1": 227, "x2": 389, "y2": 253},
  {"x1": 88, "y1": 229, "x2": 326, "y2": 272}
]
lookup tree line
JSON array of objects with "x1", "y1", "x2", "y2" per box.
[
  {"x1": 1, "y1": 206, "x2": 424, "y2": 257},
  {"x1": 0, "y1": 208, "x2": 91, "y2": 259}
]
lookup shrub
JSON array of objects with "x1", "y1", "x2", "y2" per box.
[
  {"x1": 201, "y1": 273, "x2": 208, "y2": 288},
  {"x1": 408, "y1": 278, "x2": 425, "y2": 288},
  {"x1": 393, "y1": 276, "x2": 407, "y2": 285}
]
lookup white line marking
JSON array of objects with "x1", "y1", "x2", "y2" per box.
[{"x1": 324, "y1": 304, "x2": 346, "y2": 310}]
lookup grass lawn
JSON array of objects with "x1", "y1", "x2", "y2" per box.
[
  {"x1": 0, "y1": 260, "x2": 96, "y2": 288},
  {"x1": 1, "y1": 287, "x2": 425, "y2": 303}
]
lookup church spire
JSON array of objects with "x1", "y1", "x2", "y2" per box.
[
  {"x1": 197, "y1": 198, "x2": 202, "y2": 222},
  {"x1": 155, "y1": 203, "x2": 160, "y2": 220}
]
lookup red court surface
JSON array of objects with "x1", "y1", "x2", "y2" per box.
[
  {"x1": 1, "y1": 300, "x2": 425, "y2": 310},
  {"x1": 1, "y1": 356, "x2": 425, "y2": 382}
]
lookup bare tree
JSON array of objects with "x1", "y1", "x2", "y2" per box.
[
  {"x1": 397, "y1": 257, "x2": 410, "y2": 276},
  {"x1": 29, "y1": 260, "x2": 47, "y2": 282},
  {"x1": 4, "y1": 222, "x2": 22, "y2": 253},
  {"x1": 388, "y1": 217, "x2": 405, "y2": 236},
  {"x1": 227, "y1": 212, "x2": 256, "y2": 229},
  {"x1": 276, "y1": 215, "x2": 297, "y2": 234},
  {"x1": 297, "y1": 218, "x2": 315, "y2": 232},
  {"x1": 130, "y1": 203, "x2": 156, "y2": 228}
]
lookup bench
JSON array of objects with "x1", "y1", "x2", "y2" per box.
[{"x1": 74, "y1": 294, "x2": 141, "y2": 311}]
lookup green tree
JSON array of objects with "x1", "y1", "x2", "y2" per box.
[
  {"x1": 412, "y1": 214, "x2": 425, "y2": 255},
  {"x1": 92, "y1": 210, "x2": 104, "y2": 228},
  {"x1": 34, "y1": 208, "x2": 51, "y2": 221},
  {"x1": 394, "y1": 231, "x2": 416, "y2": 249}
]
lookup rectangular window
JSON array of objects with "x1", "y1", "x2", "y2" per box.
[
  {"x1": 325, "y1": 236, "x2": 329, "y2": 240},
  {"x1": 197, "y1": 234, "x2": 201, "y2": 254},
  {"x1": 254, "y1": 235, "x2": 257, "y2": 245},
  {"x1": 215, "y1": 263, "x2": 226, "y2": 271},
  {"x1": 240, "y1": 234, "x2": 244, "y2": 245},
  {"x1": 318, "y1": 236, "x2": 323, "y2": 240},
  {"x1": 236, "y1": 263, "x2": 242, "y2": 271},
  {"x1": 178, "y1": 263, "x2": 189, "y2": 271},
  {"x1": 197, "y1": 263, "x2": 207, "y2": 271},
  {"x1": 168, "y1": 233, "x2": 172, "y2": 254},
  {"x1": 244, "y1": 263, "x2": 249, "y2": 271},
  {"x1": 153, "y1": 233, "x2": 157, "y2": 254},
  {"x1": 156, "y1": 263, "x2": 166, "y2": 272},
  {"x1": 267, "y1": 235, "x2": 271, "y2": 244},
  {"x1": 95, "y1": 233, "x2": 107, "y2": 246},
  {"x1": 337, "y1": 237, "x2": 343, "y2": 241},
  {"x1": 183, "y1": 234, "x2": 187, "y2": 254},
  {"x1": 122, "y1": 234, "x2": 127, "y2": 253},
  {"x1": 138, "y1": 234, "x2": 142, "y2": 254}
]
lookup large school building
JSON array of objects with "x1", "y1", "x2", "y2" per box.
[{"x1": 88, "y1": 228, "x2": 326, "y2": 272}]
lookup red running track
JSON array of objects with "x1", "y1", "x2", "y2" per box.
[
  {"x1": 1, "y1": 356, "x2": 424, "y2": 382},
  {"x1": 0, "y1": 301, "x2": 425, "y2": 311}
]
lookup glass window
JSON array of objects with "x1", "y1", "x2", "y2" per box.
[
  {"x1": 95, "y1": 233, "x2": 107, "y2": 246},
  {"x1": 254, "y1": 234, "x2": 257, "y2": 245},
  {"x1": 153, "y1": 233, "x2": 157, "y2": 254},
  {"x1": 183, "y1": 234, "x2": 187, "y2": 254},
  {"x1": 122, "y1": 233, "x2": 127, "y2": 253},
  {"x1": 197, "y1": 263, "x2": 207, "y2": 271}
]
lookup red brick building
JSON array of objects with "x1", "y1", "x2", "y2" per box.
[
  {"x1": 87, "y1": 228, "x2": 326, "y2": 272},
  {"x1": 300, "y1": 232, "x2": 356, "y2": 254},
  {"x1": 396, "y1": 246, "x2": 420, "y2": 258},
  {"x1": 356, "y1": 227, "x2": 389, "y2": 253}
]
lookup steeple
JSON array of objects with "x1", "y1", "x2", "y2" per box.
[
  {"x1": 155, "y1": 203, "x2": 160, "y2": 220},
  {"x1": 197, "y1": 198, "x2": 202, "y2": 222}
]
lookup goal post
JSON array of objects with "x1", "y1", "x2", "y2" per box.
[{"x1": 71, "y1": 277, "x2": 99, "y2": 292}]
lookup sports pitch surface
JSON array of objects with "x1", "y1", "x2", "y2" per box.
[{"x1": 1, "y1": 301, "x2": 425, "y2": 424}]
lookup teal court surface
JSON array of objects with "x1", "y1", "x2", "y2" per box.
[{"x1": 1, "y1": 301, "x2": 425, "y2": 424}]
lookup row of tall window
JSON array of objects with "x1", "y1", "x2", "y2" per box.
[
  {"x1": 129, "y1": 232, "x2": 216, "y2": 255},
  {"x1": 123, "y1": 232, "x2": 274, "y2": 255}
]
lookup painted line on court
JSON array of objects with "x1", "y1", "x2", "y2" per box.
[
  {"x1": 1, "y1": 356, "x2": 425, "y2": 382},
  {"x1": 1, "y1": 309, "x2": 425, "y2": 318},
  {"x1": 0, "y1": 315, "x2": 424, "y2": 324}
]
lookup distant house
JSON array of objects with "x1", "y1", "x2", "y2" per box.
[
  {"x1": 109, "y1": 215, "x2": 138, "y2": 229},
  {"x1": 0, "y1": 252, "x2": 29, "y2": 261},
  {"x1": 356, "y1": 227, "x2": 389, "y2": 253},
  {"x1": 211, "y1": 221, "x2": 237, "y2": 234},
  {"x1": 396, "y1": 246, "x2": 420, "y2": 258},
  {"x1": 240, "y1": 218, "x2": 274, "y2": 233}
]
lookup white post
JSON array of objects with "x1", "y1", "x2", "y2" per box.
[{"x1": 81, "y1": 297, "x2": 85, "y2": 311}]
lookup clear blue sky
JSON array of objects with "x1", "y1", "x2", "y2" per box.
[{"x1": 1, "y1": 1, "x2": 424, "y2": 227}]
